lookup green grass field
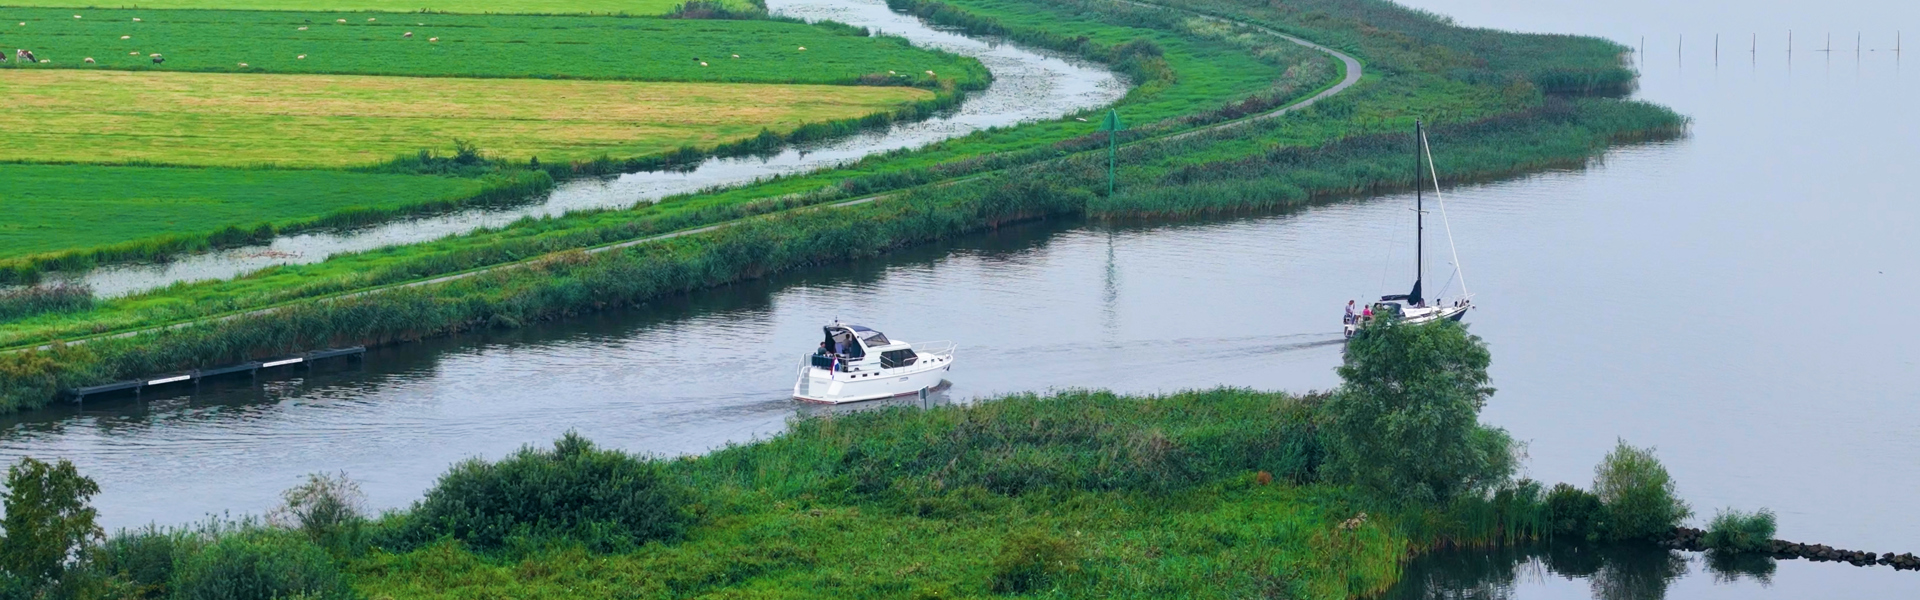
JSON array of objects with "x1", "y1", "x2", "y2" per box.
[
  {"x1": 0, "y1": 164, "x2": 487, "y2": 259},
  {"x1": 0, "y1": 8, "x2": 984, "y2": 85},
  {"x1": 0, "y1": 69, "x2": 933, "y2": 167},
  {"x1": 0, "y1": 0, "x2": 731, "y2": 16}
]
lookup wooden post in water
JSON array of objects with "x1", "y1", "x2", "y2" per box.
[{"x1": 1715, "y1": 34, "x2": 1720, "y2": 66}]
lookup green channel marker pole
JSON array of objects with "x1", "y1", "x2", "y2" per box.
[{"x1": 1100, "y1": 109, "x2": 1125, "y2": 195}]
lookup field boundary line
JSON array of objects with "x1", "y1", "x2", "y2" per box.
[{"x1": 4, "y1": 2, "x2": 1362, "y2": 354}]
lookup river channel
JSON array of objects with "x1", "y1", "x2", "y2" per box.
[
  {"x1": 74, "y1": 0, "x2": 1126, "y2": 297},
  {"x1": 8, "y1": 0, "x2": 1919, "y2": 597}
]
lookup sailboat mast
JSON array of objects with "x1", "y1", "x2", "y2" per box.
[{"x1": 1414, "y1": 119, "x2": 1424, "y2": 301}]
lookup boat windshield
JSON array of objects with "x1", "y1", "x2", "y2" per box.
[{"x1": 820, "y1": 326, "x2": 867, "y2": 359}]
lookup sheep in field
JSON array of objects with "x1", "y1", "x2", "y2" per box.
[
  {"x1": 404, "y1": 31, "x2": 413, "y2": 37},
  {"x1": 84, "y1": 57, "x2": 94, "y2": 63}
]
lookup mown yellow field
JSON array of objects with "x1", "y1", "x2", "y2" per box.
[{"x1": 0, "y1": 70, "x2": 932, "y2": 168}]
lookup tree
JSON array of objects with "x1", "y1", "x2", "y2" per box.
[
  {"x1": 1320, "y1": 318, "x2": 1513, "y2": 504},
  {"x1": 0, "y1": 457, "x2": 102, "y2": 584},
  {"x1": 1592, "y1": 440, "x2": 1691, "y2": 541}
]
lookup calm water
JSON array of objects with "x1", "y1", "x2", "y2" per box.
[{"x1": 5, "y1": 0, "x2": 1918, "y2": 596}]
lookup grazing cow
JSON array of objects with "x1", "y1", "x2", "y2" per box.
[
  {"x1": 84, "y1": 57, "x2": 95, "y2": 63},
  {"x1": 404, "y1": 31, "x2": 412, "y2": 38},
  {"x1": 152, "y1": 55, "x2": 164, "y2": 64},
  {"x1": 297, "y1": 54, "x2": 306, "y2": 59},
  {"x1": 133, "y1": 17, "x2": 141, "y2": 22},
  {"x1": 17, "y1": 49, "x2": 37, "y2": 63}
]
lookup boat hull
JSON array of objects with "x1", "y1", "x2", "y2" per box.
[{"x1": 793, "y1": 358, "x2": 955, "y2": 404}]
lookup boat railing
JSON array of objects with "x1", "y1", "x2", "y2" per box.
[{"x1": 914, "y1": 340, "x2": 956, "y2": 359}]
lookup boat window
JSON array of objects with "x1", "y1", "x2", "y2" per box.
[
  {"x1": 858, "y1": 330, "x2": 891, "y2": 346},
  {"x1": 880, "y1": 349, "x2": 918, "y2": 369},
  {"x1": 825, "y1": 328, "x2": 865, "y2": 358}
]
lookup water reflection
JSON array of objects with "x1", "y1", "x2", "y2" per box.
[{"x1": 1385, "y1": 544, "x2": 1768, "y2": 600}]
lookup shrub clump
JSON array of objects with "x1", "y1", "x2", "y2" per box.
[
  {"x1": 1703, "y1": 508, "x2": 1776, "y2": 553},
  {"x1": 989, "y1": 529, "x2": 1083, "y2": 594},
  {"x1": 270, "y1": 472, "x2": 366, "y2": 556},
  {"x1": 406, "y1": 433, "x2": 691, "y2": 553},
  {"x1": 168, "y1": 528, "x2": 354, "y2": 600},
  {"x1": 1592, "y1": 440, "x2": 1691, "y2": 541},
  {"x1": 1545, "y1": 483, "x2": 1605, "y2": 542}
]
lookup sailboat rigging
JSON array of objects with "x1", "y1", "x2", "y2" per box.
[{"x1": 1344, "y1": 119, "x2": 1472, "y2": 339}]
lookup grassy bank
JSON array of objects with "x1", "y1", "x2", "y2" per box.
[
  {"x1": 350, "y1": 389, "x2": 1404, "y2": 599},
  {"x1": 0, "y1": 0, "x2": 1686, "y2": 408}
]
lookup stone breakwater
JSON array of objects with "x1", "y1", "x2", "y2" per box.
[{"x1": 1664, "y1": 527, "x2": 1920, "y2": 570}]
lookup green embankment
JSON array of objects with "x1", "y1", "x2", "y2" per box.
[
  {"x1": 0, "y1": 0, "x2": 1685, "y2": 412},
  {"x1": 350, "y1": 389, "x2": 1403, "y2": 599}
]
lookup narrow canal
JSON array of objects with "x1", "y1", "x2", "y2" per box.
[{"x1": 3, "y1": 0, "x2": 1916, "y2": 597}]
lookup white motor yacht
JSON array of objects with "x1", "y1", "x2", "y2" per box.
[
  {"x1": 1345, "y1": 119, "x2": 1475, "y2": 339},
  {"x1": 793, "y1": 322, "x2": 955, "y2": 404}
]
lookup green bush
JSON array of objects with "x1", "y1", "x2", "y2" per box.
[
  {"x1": 0, "y1": 457, "x2": 101, "y2": 586},
  {"x1": 168, "y1": 529, "x2": 353, "y2": 600},
  {"x1": 1703, "y1": 508, "x2": 1776, "y2": 554},
  {"x1": 1592, "y1": 440, "x2": 1691, "y2": 541},
  {"x1": 406, "y1": 433, "x2": 691, "y2": 553},
  {"x1": 989, "y1": 529, "x2": 1083, "y2": 594},
  {"x1": 1320, "y1": 318, "x2": 1514, "y2": 504},
  {"x1": 271, "y1": 473, "x2": 366, "y2": 556},
  {"x1": 1544, "y1": 483, "x2": 1604, "y2": 542},
  {"x1": 90, "y1": 526, "x2": 191, "y2": 599}
]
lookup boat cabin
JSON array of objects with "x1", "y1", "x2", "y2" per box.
[{"x1": 812, "y1": 323, "x2": 918, "y2": 371}]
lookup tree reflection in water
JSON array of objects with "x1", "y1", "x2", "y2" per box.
[{"x1": 1384, "y1": 542, "x2": 1776, "y2": 600}]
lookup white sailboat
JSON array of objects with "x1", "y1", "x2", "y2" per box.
[{"x1": 1345, "y1": 119, "x2": 1473, "y2": 339}]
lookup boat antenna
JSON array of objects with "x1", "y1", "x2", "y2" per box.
[
  {"x1": 1413, "y1": 119, "x2": 1424, "y2": 305},
  {"x1": 1420, "y1": 126, "x2": 1470, "y2": 301}
]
